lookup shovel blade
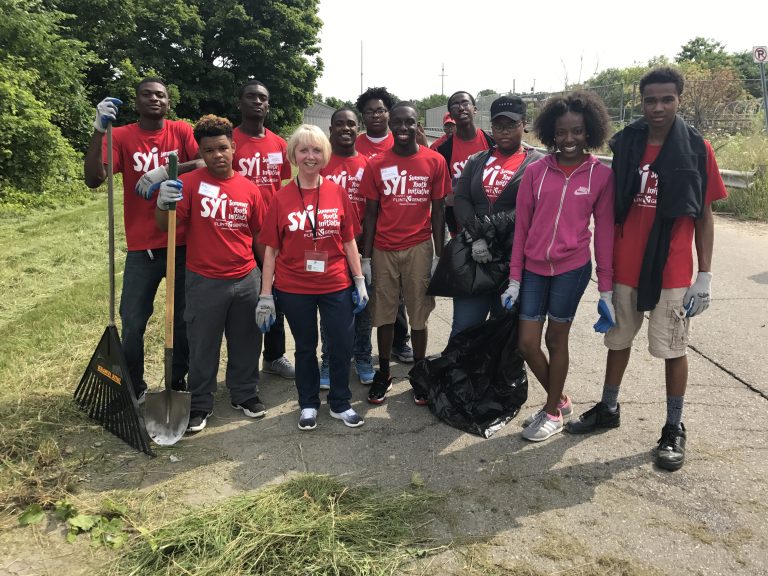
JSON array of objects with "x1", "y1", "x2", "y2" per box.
[{"x1": 143, "y1": 389, "x2": 191, "y2": 446}]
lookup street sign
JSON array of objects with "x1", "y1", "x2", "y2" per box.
[{"x1": 753, "y1": 46, "x2": 768, "y2": 63}]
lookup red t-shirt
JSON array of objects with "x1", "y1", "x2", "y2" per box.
[
  {"x1": 176, "y1": 169, "x2": 267, "y2": 279},
  {"x1": 104, "y1": 120, "x2": 199, "y2": 251},
  {"x1": 482, "y1": 148, "x2": 526, "y2": 206},
  {"x1": 354, "y1": 132, "x2": 394, "y2": 158},
  {"x1": 258, "y1": 179, "x2": 356, "y2": 294},
  {"x1": 360, "y1": 146, "x2": 450, "y2": 251},
  {"x1": 232, "y1": 127, "x2": 291, "y2": 205},
  {"x1": 449, "y1": 130, "x2": 491, "y2": 181},
  {"x1": 320, "y1": 153, "x2": 368, "y2": 233},
  {"x1": 613, "y1": 141, "x2": 727, "y2": 289}
]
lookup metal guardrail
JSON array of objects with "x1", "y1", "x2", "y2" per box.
[{"x1": 425, "y1": 130, "x2": 758, "y2": 190}]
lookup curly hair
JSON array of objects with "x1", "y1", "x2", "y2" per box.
[
  {"x1": 193, "y1": 114, "x2": 233, "y2": 143},
  {"x1": 356, "y1": 87, "x2": 394, "y2": 113},
  {"x1": 640, "y1": 66, "x2": 684, "y2": 96},
  {"x1": 533, "y1": 91, "x2": 611, "y2": 150}
]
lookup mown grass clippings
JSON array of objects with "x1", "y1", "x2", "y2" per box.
[{"x1": 112, "y1": 474, "x2": 441, "y2": 576}]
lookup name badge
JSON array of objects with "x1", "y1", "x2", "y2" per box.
[
  {"x1": 198, "y1": 181, "x2": 220, "y2": 198},
  {"x1": 305, "y1": 250, "x2": 328, "y2": 273},
  {"x1": 380, "y1": 166, "x2": 398, "y2": 180},
  {"x1": 267, "y1": 152, "x2": 283, "y2": 165}
]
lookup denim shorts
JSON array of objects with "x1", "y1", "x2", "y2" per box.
[{"x1": 519, "y1": 261, "x2": 592, "y2": 323}]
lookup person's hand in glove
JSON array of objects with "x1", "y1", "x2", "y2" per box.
[
  {"x1": 471, "y1": 238, "x2": 492, "y2": 263},
  {"x1": 136, "y1": 165, "x2": 170, "y2": 200},
  {"x1": 361, "y1": 257, "x2": 372, "y2": 285},
  {"x1": 593, "y1": 291, "x2": 616, "y2": 333},
  {"x1": 93, "y1": 97, "x2": 122, "y2": 133},
  {"x1": 501, "y1": 279, "x2": 520, "y2": 310},
  {"x1": 683, "y1": 271, "x2": 712, "y2": 317},
  {"x1": 156, "y1": 179, "x2": 183, "y2": 210},
  {"x1": 255, "y1": 295, "x2": 276, "y2": 333},
  {"x1": 352, "y1": 276, "x2": 368, "y2": 314},
  {"x1": 431, "y1": 256, "x2": 440, "y2": 276}
]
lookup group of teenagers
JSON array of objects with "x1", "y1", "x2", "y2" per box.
[{"x1": 85, "y1": 64, "x2": 725, "y2": 471}]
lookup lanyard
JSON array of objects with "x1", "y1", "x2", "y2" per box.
[{"x1": 295, "y1": 176, "x2": 320, "y2": 246}]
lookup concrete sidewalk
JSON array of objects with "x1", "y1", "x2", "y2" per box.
[{"x1": 11, "y1": 215, "x2": 763, "y2": 576}]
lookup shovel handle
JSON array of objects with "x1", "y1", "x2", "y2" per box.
[{"x1": 164, "y1": 153, "x2": 179, "y2": 390}]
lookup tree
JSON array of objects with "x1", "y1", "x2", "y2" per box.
[
  {"x1": 676, "y1": 37, "x2": 731, "y2": 69},
  {"x1": 677, "y1": 62, "x2": 749, "y2": 131},
  {"x1": 1, "y1": 0, "x2": 94, "y2": 149},
  {"x1": 477, "y1": 88, "x2": 496, "y2": 98},
  {"x1": 414, "y1": 93, "x2": 448, "y2": 123}
]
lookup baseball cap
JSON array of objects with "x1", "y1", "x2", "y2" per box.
[
  {"x1": 442, "y1": 112, "x2": 455, "y2": 125},
  {"x1": 490, "y1": 96, "x2": 526, "y2": 122}
]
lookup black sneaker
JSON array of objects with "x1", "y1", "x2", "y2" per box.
[
  {"x1": 655, "y1": 423, "x2": 686, "y2": 471},
  {"x1": 564, "y1": 402, "x2": 620, "y2": 434},
  {"x1": 231, "y1": 396, "x2": 267, "y2": 418},
  {"x1": 186, "y1": 410, "x2": 212, "y2": 433},
  {"x1": 367, "y1": 371, "x2": 393, "y2": 404},
  {"x1": 171, "y1": 378, "x2": 187, "y2": 392}
]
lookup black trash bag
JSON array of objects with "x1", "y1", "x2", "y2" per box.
[
  {"x1": 409, "y1": 309, "x2": 528, "y2": 438},
  {"x1": 427, "y1": 211, "x2": 516, "y2": 298}
]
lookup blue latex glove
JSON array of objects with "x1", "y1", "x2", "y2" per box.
[
  {"x1": 352, "y1": 276, "x2": 368, "y2": 314},
  {"x1": 593, "y1": 291, "x2": 616, "y2": 333},
  {"x1": 255, "y1": 295, "x2": 276, "y2": 333},
  {"x1": 93, "y1": 97, "x2": 122, "y2": 132},
  {"x1": 156, "y1": 179, "x2": 183, "y2": 211}
]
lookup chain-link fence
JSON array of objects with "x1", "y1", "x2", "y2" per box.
[{"x1": 427, "y1": 79, "x2": 766, "y2": 138}]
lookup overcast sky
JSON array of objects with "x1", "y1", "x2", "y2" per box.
[{"x1": 315, "y1": 0, "x2": 767, "y2": 102}]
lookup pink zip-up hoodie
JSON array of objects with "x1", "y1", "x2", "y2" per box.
[{"x1": 509, "y1": 154, "x2": 615, "y2": 292}]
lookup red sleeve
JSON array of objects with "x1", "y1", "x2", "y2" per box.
[
  {"x1": 249, "y1": 184, "x2": 268, "y2": 237},
  {"x1": 258, "y1": 197, "x2": 282, "y2": 250},
  {"x1": 180, "y1": 123, "x2": 199, "y2": 162},
  {"x1": 279, "y1": 140, "x2": 292, "y2": 181},
  {"x1": 175, "y1": 173, "x2": 193, "y2": 223},
  {"x1": 340, "y1": 190, "x2": 357, "y2": 242},
  {"x1": 431, "y1": 155, "x2": 450, "y2": 200},
  {"x1": 360, "y1": 163, "x2": 379, "y2": 201},
  {"x1": 704, "y1": 141, "x2": 727, "y2": 205}
]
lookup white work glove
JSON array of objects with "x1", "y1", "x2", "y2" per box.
[
  {"x1": 352, "y1": 276, "x2": 369, "y2": 314},
  {"x1": 431, "y1": 256, "x2": 440, "y2": 276},
  {"x1": 93, "y1": 97, "x2": 122, "y2": 133},
  {"x1": 255, "y1": 295, "x2": 276, "y2": 333},
  {"x1": 156, "y1": 179, "x2": 183, "y2": 211},
  {"x1": 593, "y1": 291, "x2": 616, "y2": 333},
  {"x1": 136, "y1": 165, "x2": 170, "y2": 199},
  {"x1": 501, "y1": 279, "x2": 520, "y2": 310},
  {"x1": 471, "y1": 238, "x2": 492, "y2": 263},
  {"x1": 361, "y1": 257, "x2": 372, "y2": 285},
  {"x1": 683, "y1": 271, "x2": 712, "y2": 317}
]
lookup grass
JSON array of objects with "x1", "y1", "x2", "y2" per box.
[{"x1": 111, "y1": 473, "x2": 441, "y2": 576}]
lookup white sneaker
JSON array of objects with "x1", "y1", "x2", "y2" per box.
[
  {"x1": 522, "y1": 397, "x2": 573, "y2": 427},
  {"x1": 298, "y1": 408, "x2": 318, "y2": 431},
  {"x1": 522, "y1": 410, "x2": 563, "y2": 442},
  {"x1": 329, "y1": 408, "x2": 364, "y2": 428},
  {"x1": 263, "y1": 356, "x2": 295, "y2": 379}
]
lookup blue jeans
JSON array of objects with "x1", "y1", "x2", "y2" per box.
[
  {"x1": 519, "y1": 261, "x2": 592, "y2": 323},
  {"x1": 120, "y1": 247, "x2": 189, "y2": 394},
  {"x1": 275, "y1": 287, "x2": 354, "y2": 413},
  {"x1": 450, "y1": 293, "x2": 505, "y2": 338},
  {"x1": 319, "y1": 286, "x2": 373, "y2": 366}
]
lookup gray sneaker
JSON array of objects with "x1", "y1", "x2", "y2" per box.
[
  {"x1": 521, "y1": 410, "x2": 563, "y2": 442},
  {"x1": 329, "y1": 408, "x2": 365, "y2": 428},
  {"x1": 263, "y1": 356, "x2": 295, "y2": 379}
]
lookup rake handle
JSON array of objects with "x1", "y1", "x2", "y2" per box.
[
  {"x1": 107, "y1": 123, "x2": 116, "y2": 326},
  {"x1": 164, "y1": 153, "x2": 179, "y2": 391}
]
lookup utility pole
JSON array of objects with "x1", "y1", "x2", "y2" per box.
[
  {"x1": 439, "y1": 63, "x2": 447, "y2": 95},
  {"x1": 360, "y1": 41, "x2": 363, "y2": 95}
]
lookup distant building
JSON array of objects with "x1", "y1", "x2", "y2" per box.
[{"x1": 302, "y1": 102, "x2": 335, "y2": 135}]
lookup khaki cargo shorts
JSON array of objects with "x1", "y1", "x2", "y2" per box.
[
  {"x1": 370, "y1": 240, "x2": 435, "y2": 330},
  {"x1": 604, "y1": 284, "x2": 690, "y2": 359}
]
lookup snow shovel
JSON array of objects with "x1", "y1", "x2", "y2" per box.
[
  {"x1": 144, "y1": 153, "x2": 191, "y2": 445},
  {"x1": 74, "y1": 122, "x2": 154, "y2": 456}
]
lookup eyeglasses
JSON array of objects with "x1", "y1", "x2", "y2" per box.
[
  {"x1": 449, "y1": 100, "x2": 473, "y2": 111},
  {"x1": 364, "y1": 108, "x2": 388, "y2": 117},
  {"x1": 491, "y1": 120, "x2": 522, "y2": 133}
]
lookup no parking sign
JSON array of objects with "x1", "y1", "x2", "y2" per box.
[
  {"x1": 753, "y1": 46, "x2": 767, "y2": 63},
  {"x1": 755, "y1": 46, "x2": 768, "y2": 131}
]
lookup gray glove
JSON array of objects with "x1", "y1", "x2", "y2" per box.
[
  {"x1": 156, "y1": 179, "x2": 183, "y2": 211},
  {"x1": 471, "y1": 238, "x2": 492, "y2": 263},
  {"x1": 136, "y1": 165, "x2": 170, "y2": 199},
  {"x1": 93, "y1": 97, "x2": 122, "y2": 133},
  {"x1": 431, "y1": 256, "x2": 440, "y2": 276},
  {"x1": 255, "y1": 295, "x2": 276, "y2": 333},
  {"x1": 683, "y1": 271, "x2": 712, "y2": 317},
  {"x1": 501, "y1": 280, "x2": 520, "y2": 310}
]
